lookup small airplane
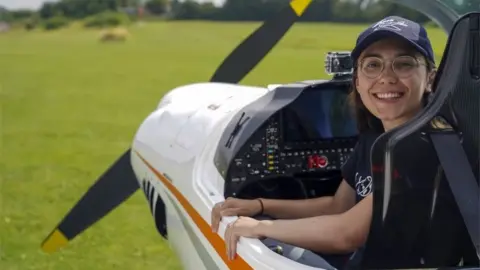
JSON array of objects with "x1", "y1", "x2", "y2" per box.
[{"x1": 41, "y1": 0, "x2": 479, "y2": 269}]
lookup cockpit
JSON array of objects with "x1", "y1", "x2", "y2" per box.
[{"x1": 214, "y1": 71, "x2": 358, "y2": 201}]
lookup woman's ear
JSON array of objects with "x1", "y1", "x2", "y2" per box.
[
  {"x1": 426, "y1": 70, "x2": 437, "y2": 93},
  {"x1": 354, "y1": 73, "x2": 360, "y2": 90}
]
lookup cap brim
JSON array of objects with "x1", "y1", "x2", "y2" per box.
[{"x1": 351, "y1": 30, "x2": 429, "y2": 64}]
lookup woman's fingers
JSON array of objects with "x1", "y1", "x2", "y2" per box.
[
  {"x1": 225, "y1": 222, "x2": 233, "y2": 258},
  {"x1": 211, "y1": 202, "x2": 224, "y2": 232},
  {"x1": 220, "y1": 207, "x2": 240, "y2": 217},
  {"x1": 229, "y1": 231, "x2": 239, "y2": 260},
  {"x1": 226, "y1": 220, "x2": 239, "y2": 260},
  {"x1": 212, "y1": 200, "x2": 241, "y2": 232}
]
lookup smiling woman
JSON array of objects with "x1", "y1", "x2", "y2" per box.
[
  {"x1": 210, "y1": 14, "x2": 444, "y2": 270},
  {"x1": 348, "y1": 16, "x2": 437, "y2": 133}
]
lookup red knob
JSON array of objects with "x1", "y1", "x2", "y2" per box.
[{"x1": 315, "y1": 155, "x2": 328, "y2": 168}]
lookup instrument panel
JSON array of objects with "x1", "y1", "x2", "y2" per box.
[{"x1": 225, "y1": 85, "x2": 358, "y2": 196}]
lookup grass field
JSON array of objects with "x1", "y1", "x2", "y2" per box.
[{"x1": 0, "y1": 21, "x2": 448, "y2": 270}]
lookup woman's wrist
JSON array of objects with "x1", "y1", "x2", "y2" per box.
[
  {"x1": 256, "y1": 198, "x2": 264, "y2": 215},
  {"x1": 255, "y1": 219, "x2": 273, "y2": 238}
]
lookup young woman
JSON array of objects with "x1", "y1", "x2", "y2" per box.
[{"x1": 211, "y1": 15, "x2": 437, "y2": 268}]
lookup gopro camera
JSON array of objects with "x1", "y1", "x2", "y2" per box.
[{"x1": 325, "y1": 51, "x2": 353, "y2": 77}]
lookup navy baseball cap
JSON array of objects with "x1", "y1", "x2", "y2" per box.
[{"x1": 351, "y1": 16, "x2": 435, "y2": 65}]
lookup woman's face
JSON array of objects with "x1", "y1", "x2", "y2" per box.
[{"x1": 355, "y1": 37, "x2": 435, "y2": 131}]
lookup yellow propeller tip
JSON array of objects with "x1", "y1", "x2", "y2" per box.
[
  {"x1": 290, "y1": 0, "x2": 313, "y2": 16},
  {"x1": 41, "y1": 229, "x2": 69, "y2": 253}
]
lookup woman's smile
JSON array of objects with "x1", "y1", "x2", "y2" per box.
[{"x1": 371, "y1": 90, "x2": 406, "y2": 103}]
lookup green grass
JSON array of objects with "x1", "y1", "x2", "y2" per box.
[{"x1": 0, "y1": 21, "x2": 448, "y2": 270}]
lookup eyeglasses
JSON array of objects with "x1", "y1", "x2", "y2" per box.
[{"x1": 358, "y1": 55, "x2": 426, "y2": 79}]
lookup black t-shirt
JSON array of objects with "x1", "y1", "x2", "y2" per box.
[
  {"x1": 341, "y1": 131, "x2": 380, "y2": 202},
  {"x1": 337, "y1": 131, "x2": 380, "y2": 269},
  {"x1": 339, "y1": 131, "x2": 479, "y2": 269}
]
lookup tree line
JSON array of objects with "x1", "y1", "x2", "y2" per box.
[
  {"x1": 1, "y1": 0, "x2": 445, "y2": 26},
  {"x1": 168, "y1": 0, "x2": 431, "y2": 23}
]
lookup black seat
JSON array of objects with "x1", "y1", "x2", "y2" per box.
[{"x1": 360, "y1": 12, "x2": 480, "y2": 269}]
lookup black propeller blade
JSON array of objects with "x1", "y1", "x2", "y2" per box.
[
  {"x1": 41, "y1": 149, "x2": 139, "y2": 253},
  {"x1": 41, "y1": 0, "x2": 312, "y2": 254},
  {"x1": 210, "y1": 0, "x2": 313, "y2": 83}
]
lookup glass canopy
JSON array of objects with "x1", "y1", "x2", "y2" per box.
[{"x1": 438, "y1": 0, "x2": 480, "y2": 16}]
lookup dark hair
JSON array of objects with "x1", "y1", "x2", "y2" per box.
[{"x1": 347, "y1": 56, "x2": 436, "y2": 133}]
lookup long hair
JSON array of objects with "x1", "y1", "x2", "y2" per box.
[{"x1": 347, "y1": 58, "x2": 436, "y2": 133}]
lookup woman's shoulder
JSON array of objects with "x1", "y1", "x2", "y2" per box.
[
  {"x1": 349, "y1": 131, "x2": 382, "y2": 162},
  {"x1": 357, "y1": 131, "x2": 382, "y2": 148}
]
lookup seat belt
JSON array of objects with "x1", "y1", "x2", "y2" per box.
[{"x1": 430, "y1": 132, "x2": 480, "y2": 260}]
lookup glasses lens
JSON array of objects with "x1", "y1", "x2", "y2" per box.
[
  {"x1": 393, "y1": 56, "x2": 418, "y2": 77},
  {"x1": 360, "y1": 56, "x2": 419, "y2": 78},
  {"x1": 361, "y1": 57, "x2": 383, "y2": 78}
]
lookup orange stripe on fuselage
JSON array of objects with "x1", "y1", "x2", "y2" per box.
[{"x1": 135, "y1": 151, "x2": 253, "y2": 270}]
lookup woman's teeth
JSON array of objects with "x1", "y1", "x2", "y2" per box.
[{"x1": 373, "y1": 92, "x2": 404, "y2": 100}]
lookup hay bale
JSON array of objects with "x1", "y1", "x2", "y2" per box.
[{"x1": 99, "y1": 27, "x2": 130, "y2": 42}]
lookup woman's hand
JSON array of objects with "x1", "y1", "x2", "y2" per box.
[
  {"x1": 224, "y1": 216, "x2": 267, "y2": 260},
  {"x1": 211, "y1": 197, "x2": 263, "y2": 233}
]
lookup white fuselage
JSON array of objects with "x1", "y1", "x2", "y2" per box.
[{"x1": 129, "y1": 82, "x2": 325, "y2": 270}]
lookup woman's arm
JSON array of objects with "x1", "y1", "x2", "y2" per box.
[
  {"x1": 256, "y1": 194, "x2": 372, "y2": 254},
  {"x1": 261, "y1": 179, "x2": 356, "y2": 219}
]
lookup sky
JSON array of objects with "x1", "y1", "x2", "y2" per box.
[
  {"x1": 0, "y1": 0, "x2": 225, "y2": 10},
  {"x1": 0, "y1": 0, "x2": 52, "y2": 10}
]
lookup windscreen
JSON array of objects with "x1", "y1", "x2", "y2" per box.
[
  {"x1": 439, "y1": 0, "x2": 479, "y2": 15},
  {"x1": 282, "y1": 88, "x2": 358, "y2": 142}
]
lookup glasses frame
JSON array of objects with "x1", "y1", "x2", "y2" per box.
[{"x1": 357, "y1": 55, "x2": 427, "y2": 79}]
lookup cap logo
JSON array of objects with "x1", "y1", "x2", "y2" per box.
[{"x1": 372, "y1": 18, "x2": 408, "y2": 32}]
